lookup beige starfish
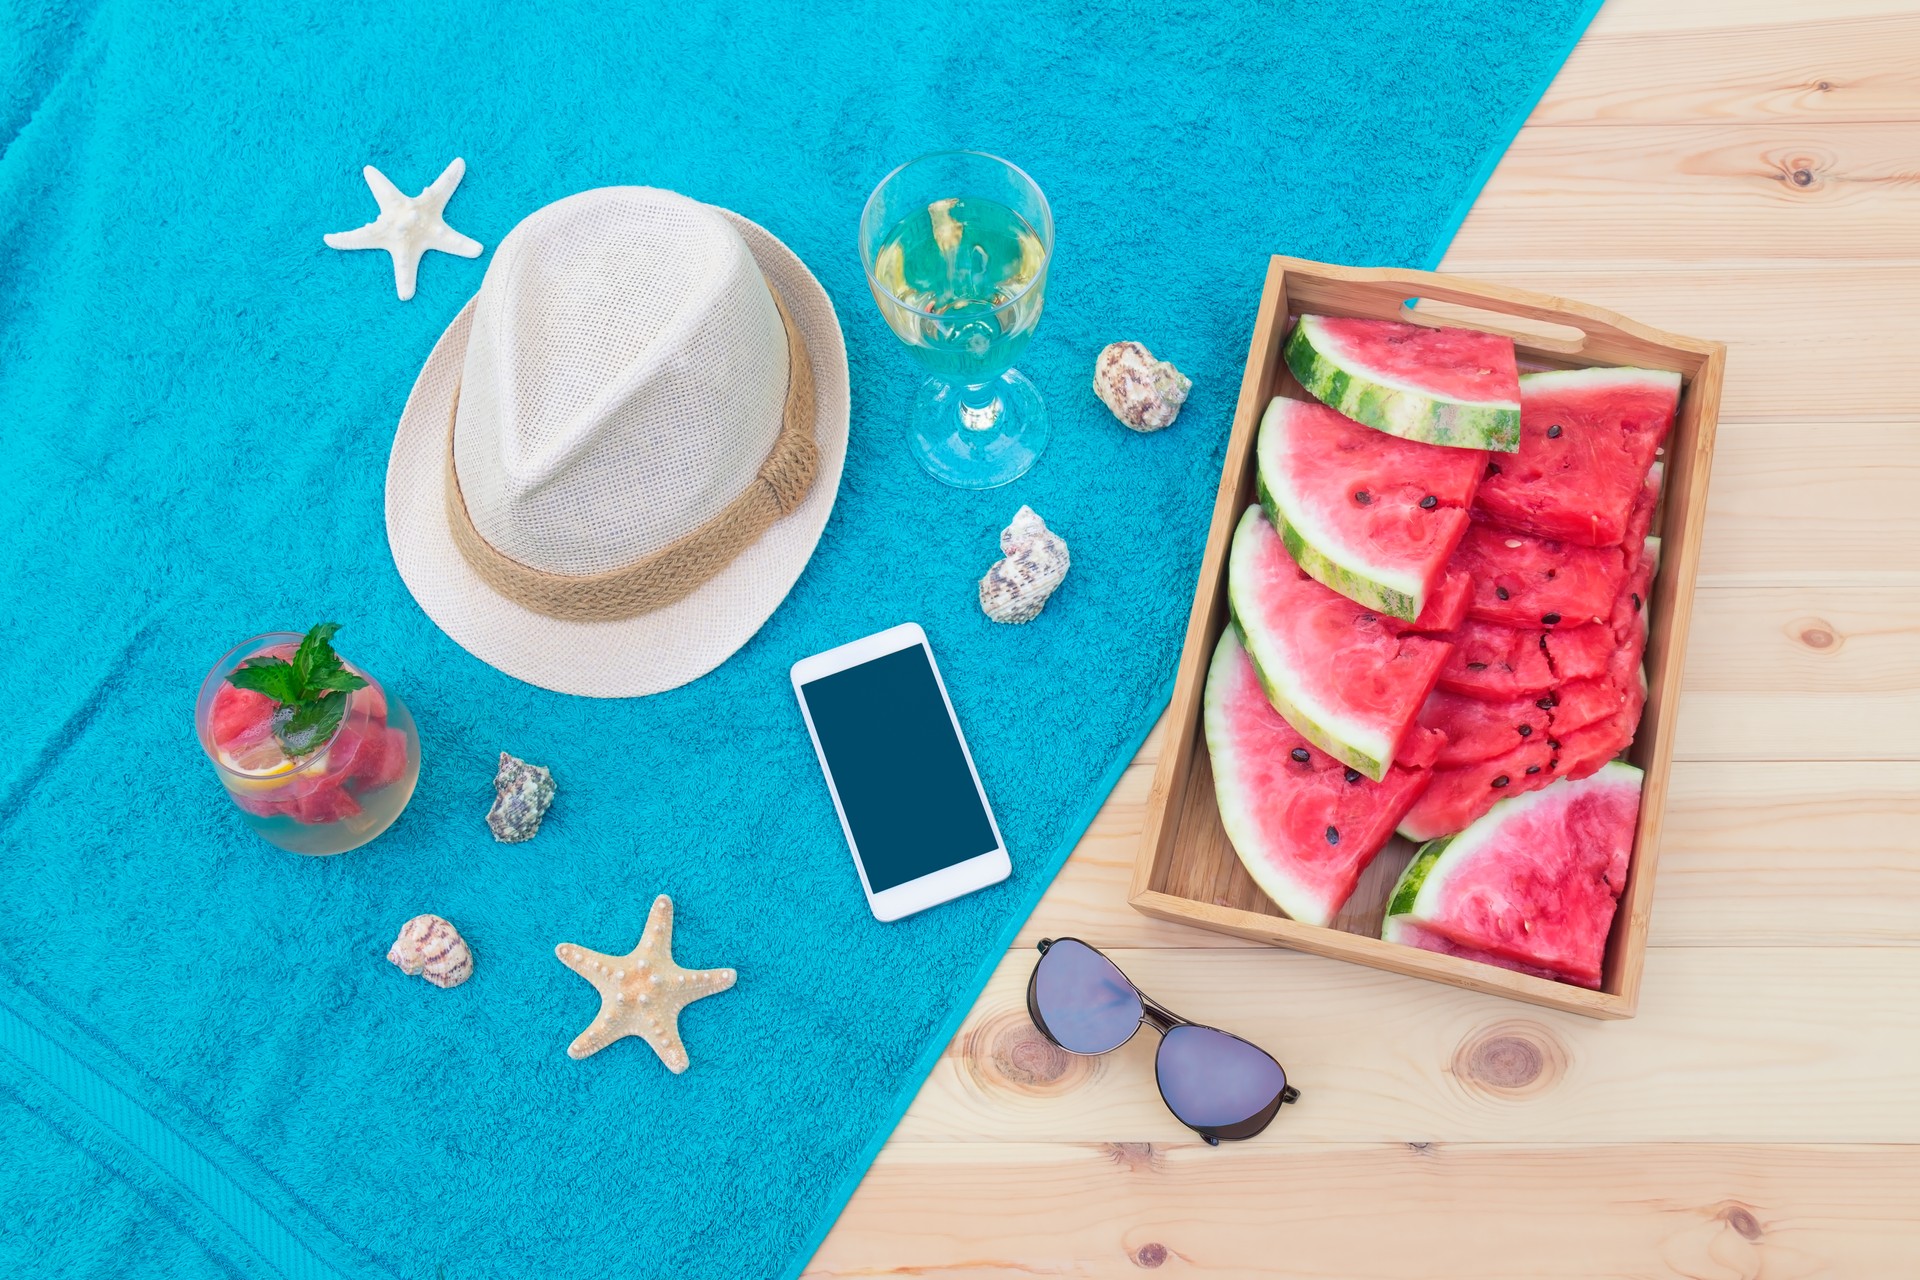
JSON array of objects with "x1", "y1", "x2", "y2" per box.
[{"x1": 554, "y1": 894, "x2": 736, "y2": 1073}]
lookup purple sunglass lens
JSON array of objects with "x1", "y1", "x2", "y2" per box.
[
  {"x1": 1031, "y1": 940, "x2": 1143, "y2": 1055},
  {"x1": 1155, "y1": 1024, "x2": 1288, "y2": 1134}
]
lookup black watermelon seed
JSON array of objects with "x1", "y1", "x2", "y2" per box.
[
  {"x1": 1536, "y1": 694, "x2": 1557, "y2": 709},
  {"x1": 1419, "y1": 495, "x2": 1438, "y2": 510},
  {"x1": 1517, "y1": 724, "x2": 1533, "y2": 737},
  {"x1": 1353, "y1": 489, "x2": 1373, "y2": 505},
  {"x1": 1344, "y1": 767, "x2": 1362, "y2": 783},
  {"x1": 1485, "y1": 461, "x2": 1502, "y2": 478},
  {"x1": 1543, "y1": 612, "x2": 1562, "y2": 625},
  {"x1": 1547, "y1": 423, "x2": 1564, "y2": 439},
  {"x1": 1545, "y1": 569, "x2": 1557, "y2": 580},
  {"x1": 1491, "y1": 775, "x2": 1511, "y2": 788},
  {"x1": 1632, "y1": 592, "x2": 1642, "y2": 611},
  {"x1": 1325, "y1": 825, "x2": 1340, "y2": 845},
  {"x1": 1466, "y1": 661, "x2": 1488, "y2": 670},
  {"x1": 1526, "y1": 764, "x2": 1542, "y2": 774},
  {"x1": 1537, "y1": 634, "x2": 1550, "y2": 651},
  {"x1": 1548, "y1": 739, "x2": 1561, "y2": 750},
  {"x1": 1290, "y1": 747, "x2": 1311, "y2": 763},
  {"x1": 1495, "y1": 586, "x2": 1510, "y2": 601}
]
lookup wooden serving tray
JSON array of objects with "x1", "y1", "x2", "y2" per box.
[{"x1": 1128, "y1": 257, "x2": 1725, "y2": 1019}]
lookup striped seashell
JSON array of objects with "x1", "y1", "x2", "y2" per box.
[{"x1": 387, "y1": 914, "x2": 473, "y2": 989}]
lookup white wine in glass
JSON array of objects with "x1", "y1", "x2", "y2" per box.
[{"x1": 860, "y1": 152, "x2": 1053, "y2": 489}]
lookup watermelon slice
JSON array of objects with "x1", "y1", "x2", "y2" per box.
[
  {"x1": 1397, "y1": 737, "x2": 1556, "y2": 843},
  {"x1": 1204, "y1": 629, "x2": 1437, "y2": 926},
  {"x1": 1284, "y1": 315, "x2": 1522, "y2": 452},
  {"x1": 1418, "y1": 688, "x2": 1550, "y2": 768},
  {"x1": 1255, "y1": 396, "x2": 1484, "y2": 622},
  {"x1": 1227, "y1": 506, "x2": 1452, "y2": 780},
  {"x1": 1474, "y1": 367, "x2": 1680, "y2": 546},
  {"x1": 1384, "y1": 763, "x2": 1644, "y2": 988},
  {"x1": 1436, "y1": 618, "x2": 1557, "y2": 699},
  {"x1": 1455, "y1": 522, "x2": 1628, "y2": 631},
  {"x1": 1381, "y1": 915, "x2": 1573, "y2": 983}
]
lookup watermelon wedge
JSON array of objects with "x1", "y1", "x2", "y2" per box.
[
  {"x1": 1255, "y1": 396, "x2": 1484, "y2": 621},
  {"x1": 1455, "y1": 522, "x2": 1628, "y2": 631},
  {"x1": 1474, "y1": 367, "x2": 1680, "y2": 545},
  {"x1": 1204, "y1": 629, "x2": 1437, "y2": 926},
  {"x1": 1380, "y1": 914, "x2": 1572, "y2": 982},
  {"x1": 1418, "y1": 688, "x2": 1551, "y2": 768},
  {"x1": 1284, "y1": 315, "x2": 1522, "y2": 452},
  {"x1": 1436, "y1": 618, "x2": 1558, "y2": 700},
  {"x1": 1227, "y1": 506, "x2": 1452, "y2": 780},
  {"x1": 1384, "y1": 763, "x2": 1644, "y2": 988},
  {"x1": 1397, "y1": 737, "x2": 1556, "y2": 842}
]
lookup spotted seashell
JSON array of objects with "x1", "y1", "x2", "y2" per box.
[
  {"x1": 487, "y1": 751, "x2": 555, "y2": 843},
  {"x1": 1093, "y1": 340, "x2": 1191, "y2": 432},
  {"x1": 979, "y1": 506, "x2": 1070, "y2": 625},
  {"x1": 387, "y1": 914, "x2": 473, "y2": 989}
]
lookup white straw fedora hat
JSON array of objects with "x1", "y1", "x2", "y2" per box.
[{"x1": 386, "y1": 187, "x2": 849, "y2": 697}]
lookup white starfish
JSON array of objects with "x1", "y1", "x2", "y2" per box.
[{"x1": 324, "y1": 158, "x2": 483, "y2": 301}]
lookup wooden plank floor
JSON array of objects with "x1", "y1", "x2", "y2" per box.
[{"x1": 809, "y1": 2, "x2": 1920, "y2": 1274}]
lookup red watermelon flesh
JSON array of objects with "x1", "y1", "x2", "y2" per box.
[
  {"x1": 1227, "y1": 506, "x2": 1454, "y2": 780},
  {"x1": 1397, "y1": 736, "x2": 1556, "y2": 843},
  {"x1": 1256, "y1": 396, "x2": 1485, "y2": 622},
  {"x1": 1407, "y1": 568, "x2": 1472, "y2": 633},
  {"x1": 1455, "y1": 522, "x2": 1626, "y2": 630},
  {"x1": 1382, "y1": 918, "x2": 1575, "y2": 984},
  {"x1": 1541, "y1": 621, "x2": 1613, "y2": 683},
  {"x1": 1474, "y1": 367, "x2": 1679, "y2": 546},
  {"x1": 1418, "y1": 688, "x2": 1550, "y2": 768},
  {"x1": 1549, "y1": 673, "x2": 1630, "y2": 737},
  {"x1": 1203, "y1": 629, "x2": 1436, "y2": 926},
  {"x1": 1401, "y1": 763, "x2": 1644, "y2": 986},
  {"x1": 1437, "y1": 618, "x2": 1556, "y2": 699}
]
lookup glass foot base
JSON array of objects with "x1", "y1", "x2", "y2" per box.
[{"x1": 908, "y1": 368, "x2": 1049, "y2": 490}]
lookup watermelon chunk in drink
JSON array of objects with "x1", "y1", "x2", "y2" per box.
[{"x1": 1204, "y1": 629, "x2": 1437, "y2": 926}]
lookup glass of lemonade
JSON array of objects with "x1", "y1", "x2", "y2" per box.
[
  {"x1": 860, "y1": 151, "x2": 1054, "y2": 489},
  {"x1": 195, "y1": 631, "x2": 421, "y2": 856}
]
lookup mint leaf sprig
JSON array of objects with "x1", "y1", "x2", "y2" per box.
[{"x1": 226, "y1": 622, "x2": 370, "y2": 759}]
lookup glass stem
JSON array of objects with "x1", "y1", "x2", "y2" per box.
[{"x1": 957, "y1": 379, "x2": 1004, "y2": 431}]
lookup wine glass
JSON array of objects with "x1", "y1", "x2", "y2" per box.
[{"x1": 859, "y1": 151, "x2": 1054, "y2": 489}]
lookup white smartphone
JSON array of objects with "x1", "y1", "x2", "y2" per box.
[{"x1": 791, "y1": 623, "x2": 1011, "y2": 922}]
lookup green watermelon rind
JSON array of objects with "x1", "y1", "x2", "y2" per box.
[
  {"x1": 1406, "y1": 760, "x2": 1645, "y2": 926},
  {"x1": 1203, "y1": 629, "x2": 1344, "y2": 927},
  {"x1": 1226, "y1": 507, "x2": 1395, "y2": 781},
  {"x1": 1255, "y1": 397, "x2": 1423, "y2": 622},
  {"x1": 1285, "y1": 315, "x2": 1521, "y2": 453},
  {"x1": 1380, "y1": 840, "x2": 1448, "y2": 943}
]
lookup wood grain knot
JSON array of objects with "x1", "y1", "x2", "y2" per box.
[
  {"x1": 1106, "y1": 1141, "x2": 1159, "y2": 1172},
  {"x1": 1790, "y1": 617, "x2": 1842, "y2": 652},
  {"x1": 963, "y1": 1009, "x2": 1092, "y2": 1096},
  {"x1": 1814, "y1": 80, "x2": 1833, "y2": 92},
  {"x1": 1767, "y1": 150, "x2": 1830, "y2": 192},
  {"x1": 1719, "y1": 1204, "x2": 1763, "y2": 1241},
  {"x1": 1131, "y1": 1242, "x2": 1169, "y2": 1268},
  {"x1": 1453, "y1": 1021, "x2": 1567, "y2": 1098}
]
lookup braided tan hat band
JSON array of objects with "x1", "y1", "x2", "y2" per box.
[{"x1": 443, "y1": 285, "x2": 819, "y2": 623}]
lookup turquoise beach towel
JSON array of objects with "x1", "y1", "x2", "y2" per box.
[{"x1": 1, "y1": 2, "x2": 1602, "y2": 1276}]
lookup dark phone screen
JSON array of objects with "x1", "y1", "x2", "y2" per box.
[{"x1": 800, "y1": 644, "x2": 998, "y2": 893}]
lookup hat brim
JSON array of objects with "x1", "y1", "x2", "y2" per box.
[{"x1": 385, "y1": 208, "x2": 850, "y2": 697}]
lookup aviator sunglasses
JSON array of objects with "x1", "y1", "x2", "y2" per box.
[{"x1": 1025, "y1": 938, "x2": 1300, "y2": 1145}]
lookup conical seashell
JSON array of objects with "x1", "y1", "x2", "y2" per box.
[
  {"x1": 387, "y1": 914, "x2": 473, "y2": 989},
  {"x1": 979, "y1": 506, "x2": 1070, "y2": 625},
  {"x1": 1094, "y1": 340, "x2": 1191, "y2": 432}
]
